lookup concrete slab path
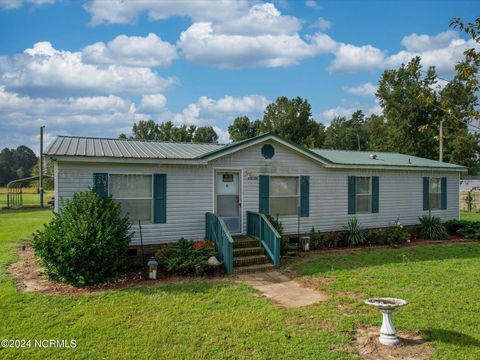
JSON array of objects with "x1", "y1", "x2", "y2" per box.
[{"x1": 236, "y1": 271, "x2": 327, "y2": 308}]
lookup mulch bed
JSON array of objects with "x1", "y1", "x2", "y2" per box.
[{"x1": 6, "y1": 244, "x2": 226, "y2": 297}]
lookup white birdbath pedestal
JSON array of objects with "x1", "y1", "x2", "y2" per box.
[{"x1": 365, "y1": 297, "x2": 408, "y2": 346}]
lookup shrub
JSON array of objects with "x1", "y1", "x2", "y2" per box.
[
  {"x1": 386, "y1": 220, "x2": 408, "y2": 248},
  {"x1": 33, "y1": 191, "x2": 132, "y2": 286},
  {"x1": 309, "y1": 228, "x2": 322, "y2": 250},
  {"x1": 265, "y1": 214, "x2": 284, "y2": 237},
  {"x1": 344, "y1": 218, "x2": 366, "y2": 247},
  {"x1": 444, "y1": 219, "x2": 470, "y2": 234},
  {"x1": 457, "y1": 222, "x2": 480, "y2": 239},
  {"x1": 157, "y1": 238, "x2": 216, "y2": 275},
  {"x1": 365, "y1": 228, "x2": 388, "y2": 246},
  {"x1": 419, "y1": 215, "x2": 448, "y2": 240}
]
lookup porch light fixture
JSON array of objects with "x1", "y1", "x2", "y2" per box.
[{"x1": 147, "y1": 257, "x2": 158, "y2": 280}]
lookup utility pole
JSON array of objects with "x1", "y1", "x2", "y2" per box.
[
  {"x1": 40, "y1": 126, "x2": 44, "y2": 208},
  {"x1": 439, "y1": 120, "x2": 444, "y2": 162}
]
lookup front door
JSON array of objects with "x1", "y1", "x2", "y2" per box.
[{"x1": 215, "y1": 171, "x2": 241, "y2": 233}]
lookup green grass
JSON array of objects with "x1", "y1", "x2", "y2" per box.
[
  {"x1": 0, "y1": 187, "x2": 54, "y2": 208},
  {"x1": 1, "y1": 210, "x2": 479, "y2": 359},
  {"x1": 461, "y1": 211, "x2": 480, "y2": 222}
]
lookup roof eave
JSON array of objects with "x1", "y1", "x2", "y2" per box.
[
  {"x1": 46, "y1": 155, "x2": 208, "y2": 165},
  {"x1": 322, "y1": 163, "x2": 467, "y2": 172}
]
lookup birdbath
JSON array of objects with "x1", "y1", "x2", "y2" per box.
[{"x1": 365, "y1": 297, "x2": 408, "y2": 346}]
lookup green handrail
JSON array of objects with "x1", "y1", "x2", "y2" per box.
[
  {"x1": 246, "y1": 211, "x2": 281, "y2": 267},
  {"x1": 205, "y1": 212, "x2": 234, "y2": 274}
]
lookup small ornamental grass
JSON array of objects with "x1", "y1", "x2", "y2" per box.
[
  {"x1": 419, "y1": 215, "x2": 448, "y2": 240},
  {"x1": 345, "y1": 218, "x2": 366, "y2": 247},
  {"x1": 33, "y1": 191, "x2": 132, "y2": 287}
]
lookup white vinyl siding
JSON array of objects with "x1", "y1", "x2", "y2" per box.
[{"x1": 55, "y1": 140, "x2": 461, "y2": 245}]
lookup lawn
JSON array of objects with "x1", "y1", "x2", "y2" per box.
[
  {"x1": 0, "y1": 187, "x2": 54, "y2": 208},
  {"x1": 1, "y1": 210, "x2": 479, "y2": 359},
  {"x1": 460, "y1": 211, "x2": 480, "y2": 222}
]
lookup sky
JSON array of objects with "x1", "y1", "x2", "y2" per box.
[{"x1": 0, "y1": 0, "x2": 478, "y2": 153}]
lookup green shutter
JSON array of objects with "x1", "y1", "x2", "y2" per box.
[
  {"x1": 441, "y1": 177, "x2": 447, "y2": 210},
  {"x1": 259, "y1": 175, "x2": 270, "y2": 214},
  {"x1": 348, "y1": 176, "x2": 356, "y2": 214},
  {"x1": 300, "y1": 176, "x2": 310, "y2": 217},
  {"x1": 93, "y1": 173, "x2": 108, "y2": 198},
  {"x1": 153, "y1": 174, "x2": 167, "y2": 224},
  {"x1": 371, "y1": 176, "x2": 379, "y2": 213},
  {"x1": 423, "y1": 177, "x2": 429, "y2": 210}
]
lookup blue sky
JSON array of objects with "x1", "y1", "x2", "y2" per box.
[{"x1": 0, "y1": 0, "x2": 478, "y2": 152}]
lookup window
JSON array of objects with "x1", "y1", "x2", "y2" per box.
[
  {"x1": 110, "y1": 174, "x2": 152, "y2": 222},
  {"x1": 429, "y1": 177, "x2": 441, "y2": 210},
  {"x1": 270, "y1": 176, "x2": 299, "y2": 216},
  {"x1": 356, "y1": 176, "x2": 371, "y2": 213}
]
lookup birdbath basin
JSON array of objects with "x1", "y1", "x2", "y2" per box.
[{"x1": 365, "y1": 297, "x2": 408, "y2": 346}]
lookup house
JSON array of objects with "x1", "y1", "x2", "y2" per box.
[
  {"x1": 45, "y1": 132, "x2": 466, "y2": 273},
  {"x1": 460, "y1": 176, "x2": 480, "y2": 193}
]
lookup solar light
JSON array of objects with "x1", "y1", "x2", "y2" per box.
[{"x1": 147, "y1": 257, "x2": 158, "y2": 280}]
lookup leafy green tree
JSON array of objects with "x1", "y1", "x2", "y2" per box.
[
  {"x1": 261, "y1": 96, "x2": 325, "y2": 147},
  {"x1": 228, "y1": 116, "x2": 261, "y2": 141},
  {"x1": 192, "y1": 126, "x2": 219, "y2": 143},
  {"x1": 366, "y1": 114, "x2": 389, "y2": 152},
  {"x1": 0, "y1": 145, "x2": 38, "y2": 186},
  {"x1": 323, "y1": 112, "x2": 369, "y2": 150},
  {"x1": 131, "y1": 120, "x2": 159, "y2": 140},
  {"x1": 376, "y1": 57, "x2": 439, "y2": 159}
]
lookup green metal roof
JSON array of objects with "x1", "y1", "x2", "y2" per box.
[{"x1": 311, "y1": 149, "x2": 466, "y2": 169}]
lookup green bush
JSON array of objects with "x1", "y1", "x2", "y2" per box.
[
  {"x1": 386, "y1": 220, "x2": 408, "y2": 248},
  {"x1": 344, "y1": 218, "x2": 366, "y2": 247},
  {"x1": 444, "y1": 219, "x2": 470, "y2": 234},
  {"x1": 33, "y1": 191, "x2": 132, "y2": 286},
  {"x1": 156, "y1": 238, "x2": 216, "y2": 275},
  {"x1": 419, "y1": 215, "x2": 448, "y2": 240},
  {"x1": 265, "y1": 214, "x2": 284, "y2": 237},
  {"x1": 309, "y1": 228, "x2": 322, "y2": 250},
  {"x1": 457, "y1": 222, "x2": 480, "y2": 239},
  {"x1": 365, "y1": 228, "x2": 388, "y2": 246}
]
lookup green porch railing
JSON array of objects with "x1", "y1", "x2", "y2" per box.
[
  {"x1": 205, "y1": 212, "x2": 234, "y2": 274},
  {"x1": 246, "y1": 211, "x2": 281, "y2": 267}
]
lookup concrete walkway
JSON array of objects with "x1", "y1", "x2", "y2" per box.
[{"x1": 236, "y1": 271, "x2": 327, "y2": 308}]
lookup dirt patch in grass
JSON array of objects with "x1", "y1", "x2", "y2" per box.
[
  {"x1": 355, "y1": 326, "x2": 432, "y2": 360},
  {"x1": 7, "y1": 244, "x2": 226, "y2": 296}
]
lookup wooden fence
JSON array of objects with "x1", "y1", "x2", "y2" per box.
[{"x1": 460, "y1": 191, "x2": 480, "y2": 212}]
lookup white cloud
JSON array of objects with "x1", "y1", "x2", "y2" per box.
[
  {"x1": 0, "y1": 0, "x2": 55, "y2": 10},
  {"x1": 213, "y1": 3, "x2": 301, "y2": 36},
  {"x1": 0, "y1": 41, "x2": 176, "y2": 97},
  {"x1": 139, "y1": 94, "x2": 167, "y2": 113},
  {"x1": 82, "y1": 33, "x2": 177, "y2": 67},
  {"x1": 213, "y1": 126, "x2": 231, "y2": 143},
  {"x1": 311, "y1": 17, "x2": 331, "y2": 31},
  {"x1": 84, "y1": 0, "x2": 250, "y2": 26},
  {"x1": 328, "y1": 43, "x2": 385, "y2": 73},
  {"x1": 343, "y1": 82, "x2": 377, "y2": 97},
  {"x1": 304, "y1": 0, "x2": 320, "y2": 9},
  {"x1": 319, "y1": 102, "x2": 381, "y2": 122},
  {"x1": 172, "y1": 94, "x2": 269, "y2": 125},
  {"x1": 178, "y1": 22, "x2": 336, "y2": 68},
  {"x1": 401, "y1": 30, "x2": 458, "y2": 52}
]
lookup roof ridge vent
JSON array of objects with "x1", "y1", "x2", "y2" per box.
[{"x1": 369, "y1": 153, "x2": 377, "y2": 160}]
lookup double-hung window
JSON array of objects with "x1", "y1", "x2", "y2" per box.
[
  {"x1": 270, "y1": 176, "x2": 299, "y2": 216},
  {"x1": 428, "y1": 177, "x2": 441, "y2": 210},
  {"x1": 109, "y1": 174, "x2": 153, "y2": 222},
  {"x1": 356, "y1": 176, "x2": 371, "y2": 213}
]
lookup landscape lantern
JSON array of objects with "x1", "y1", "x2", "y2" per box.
[{"x1": 147, "y1": 257, "x2": 158, "y2": 280}]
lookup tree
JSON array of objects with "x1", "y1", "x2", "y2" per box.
[
  {"x1": 0, "y1": 145, "x2": 38, "y2": 186},
  {"x1": 323, "y1": 111, "x2": 369, "y2": 151},
  {"x1": 131, "y1": 120, "x2": 159, "y2": 140},
  {"x1": 228, "y1": 116, "x2": 261, "y2": 142},
  {"x1": 192, "y1": 126, "x2": 219, "y2": 143},
  {"x1": 376, "y1": 57, "x2": 440, "y2": 159},
  {"x1": 261, "y1": 96, "x2": 325, "y2": 147},
  {"x1": 366, "y1": 114, "x2": 389, "y2": 152}
]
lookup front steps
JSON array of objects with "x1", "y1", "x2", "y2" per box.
[{"x1": 232, "y1": 235, "x2": 275, "y2": 274}]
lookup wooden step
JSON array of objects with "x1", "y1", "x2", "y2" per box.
[
  {"x1": 233, "y1": 254, "x2": 269, "y2": 267},
  {"x1": 233, "y1": 247, "x2": 264, "y2": 257},
  {"x1": 233, "y1": 238, "x2": 259, "y2": 249},
  {"x1": 234, "y1": 263, "x2": 276, "y2": 274}
]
